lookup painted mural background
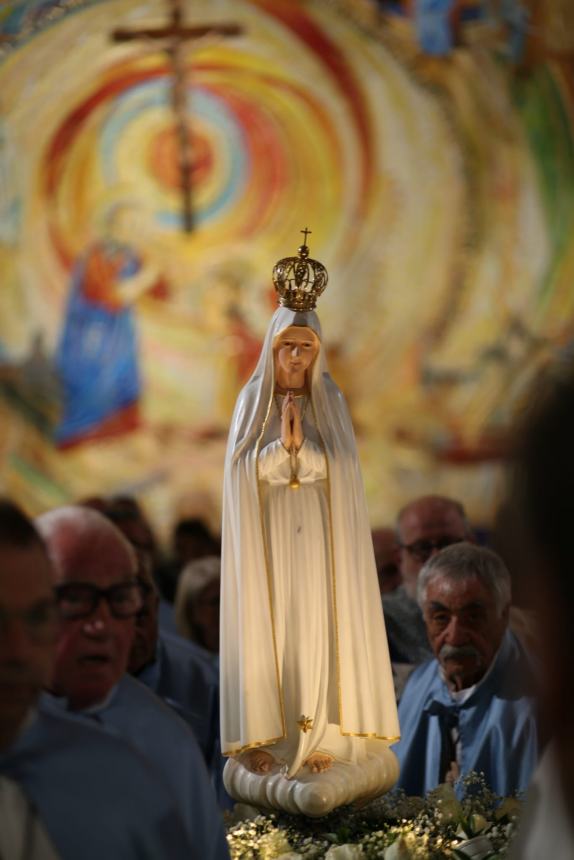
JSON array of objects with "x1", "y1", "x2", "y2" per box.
[{"x1": 0, "y1": 0, "x2": 573, "y2": 537}]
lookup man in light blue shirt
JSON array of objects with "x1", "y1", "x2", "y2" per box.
[
  {"x1": 394, "y1": 542, "x2": 538, "y2": 797},
  {"x1": 124, "y1": 551, "x2": 232, "y2": 806},
  {"x1": 36, "y1": 505, "x2": 230, "y2": 860},
  {"x1": 126, "y1": 551, "x2": 219, "y2": 766},
  {"x1": 0, "y1": 499, "x2": 192, "y2": 860},
  {"x1": 99, "y1": 499, "x2": 229, "y2": 805}
]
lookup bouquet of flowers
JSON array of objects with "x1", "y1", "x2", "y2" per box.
[{"x1": 225, "y1": 773, "x2": 522, "y2": 859}]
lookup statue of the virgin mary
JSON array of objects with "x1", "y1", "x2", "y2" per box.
[{"x1": 220, "y1": 234, "x2": 399, "y2": 816}]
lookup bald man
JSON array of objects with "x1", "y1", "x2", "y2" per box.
[
  {"x1": 36, "y1": 506, "x2": 229, "y2": 860},
  {"x1": 0, "y1": 498, "x2": 192, "y2": 859},
  {"x1": 383, "y1": 496, "x2": 472, "y2": 674}
]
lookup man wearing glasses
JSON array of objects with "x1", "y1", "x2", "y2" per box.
[
  {"x1": 36, "y1": 505, "x2": 229, "y2": 860},
  {"x1": 383, "y1": 496, "x2": 472, "y2": 686},
  {"x1": 0, "y1": 499, "x2": 194, "y2": 858}
]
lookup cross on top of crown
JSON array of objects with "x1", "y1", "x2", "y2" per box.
[{"x1": 301, "y1": 227, "x2": 311, "y2": 245}]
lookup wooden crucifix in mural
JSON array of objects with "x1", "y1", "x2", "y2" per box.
[{"x1": 111, "y1": 0, "x2": 242, "y2": 233}]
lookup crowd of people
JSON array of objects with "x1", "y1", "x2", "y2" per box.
[{"x1": 2, "y1": 363, "x2": 574, "y2": 856}]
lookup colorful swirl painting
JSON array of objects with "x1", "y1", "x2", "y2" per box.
[{"x1": 0, "y1": 0, "x2": 573, "y2": 533}]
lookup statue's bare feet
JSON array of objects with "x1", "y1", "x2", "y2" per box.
[
  {"x1": 304, "y1": 752, "x2": 334, "y2": 773},
  {"x1": 240, "y1": 749, "x2": 276, "y2": 774}
]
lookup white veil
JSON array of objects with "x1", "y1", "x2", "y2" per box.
[{"x1": 220, "y1": 307, "x2": 399, "y2": 756}]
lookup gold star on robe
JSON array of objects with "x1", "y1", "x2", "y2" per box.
[{"x1": 297, "y1": 715, "x2": 313, "y2": 733}]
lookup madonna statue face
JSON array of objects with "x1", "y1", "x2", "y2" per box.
[{"x1": 273, "y1": 326, "x2": 319, "y2": 390}]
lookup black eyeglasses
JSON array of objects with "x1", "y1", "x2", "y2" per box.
[
  {"x1": 54, "y1": 581, "x2": 144, "y2": 620},
  {"x1": 0, "y1": 600, "x2": 58, "y2": 644},
  {"x1": 400, "y1": 537, "x2": 463, "y2": 564}
]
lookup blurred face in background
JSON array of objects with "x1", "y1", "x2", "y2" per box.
[
  {"x1": 0, "y1": 543, "x2": 57, "y2": 748},
  {"x1": 372, "y1": 528, "x2": 401, "y2": 595},
  {"x1": 128, "y1": 555, "x2": 159, "y2": 674},
  {"x1": 398, "y1": 498, "x2": 470, "y2": 600}
]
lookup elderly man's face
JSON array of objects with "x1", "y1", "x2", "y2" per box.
[
  {"x1": 0, "y1": 544, "x2": 57, "y2": 748},
  {"x1": 423, "y1": 574, "x2": 508, "y2": 691},
  {"x1": 372, "y1": 528, "x2": 401, "y2": 595},
  {"x1": 398, "y1": 500, "x2": 469, "y2": 599},
  {"x1": 51, "y1": 537, "x2": 139, "y2": 710}
]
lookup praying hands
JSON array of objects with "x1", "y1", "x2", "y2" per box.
[{"x1": 280, "y1": 391, "x2": 304, "y2": 451}]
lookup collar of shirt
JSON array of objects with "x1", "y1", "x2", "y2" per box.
[
  {"x1": 82, "y1": 686, "x2": 117, "y2": 715},
  {"x1": 40, "y1": 687, "x2": 118, "y2": 715}
]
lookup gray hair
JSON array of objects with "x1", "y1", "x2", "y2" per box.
[
  {"x1": 417, "y1": 542, "x2": 511, "y2": 615},
  {"x1": 35, "y1": 505, "x2": 137, "y2": 579}
]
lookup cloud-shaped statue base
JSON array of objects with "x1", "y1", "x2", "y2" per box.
[{"x1": 223, "y1": 743, "x2": 399, "y2": 818}]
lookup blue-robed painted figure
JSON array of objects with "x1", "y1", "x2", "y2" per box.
[{"x1": 54, "y1": 207, "x2": 167, "y2": 448}]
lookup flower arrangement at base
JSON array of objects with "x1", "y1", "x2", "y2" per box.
[{"x1": 225, "y1": 773, "x2": 522, "y2": 859}]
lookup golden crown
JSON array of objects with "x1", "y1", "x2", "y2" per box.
[{"x1": 272, "y1": 229, "x2": 328, "y2": 312}]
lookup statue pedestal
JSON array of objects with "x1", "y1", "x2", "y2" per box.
[{"x1": 223, "y1": 743, "x2": 399, "y2": 818}]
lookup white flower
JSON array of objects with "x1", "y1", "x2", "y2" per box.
[{"x1": 324, "y1": 845, "x2": 365, "y2": 859}]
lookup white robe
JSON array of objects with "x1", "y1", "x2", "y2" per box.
[
  {"x1": 220, "y1": 308, "x2": 399, "y2": 776},
  {"x1": 0, "y1": 775, "x2": 60, "y2": 860}
]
